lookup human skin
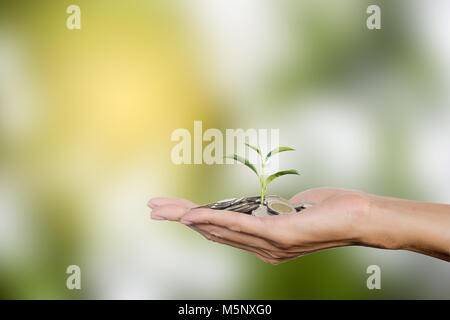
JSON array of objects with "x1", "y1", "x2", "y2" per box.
[{"x1": 148, "y1": 188, "x2": 450, "y2": 263}]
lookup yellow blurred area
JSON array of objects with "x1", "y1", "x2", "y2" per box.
[
  {"x1": 1, "y1": 0, "x2": 221, "y2": 299},
  {"x1": 25, "y1": 1, "x2": 212, "y2": 163}
]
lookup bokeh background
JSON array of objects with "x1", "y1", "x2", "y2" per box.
[{"x1": 0, "y1": 0, "x2": 449, "y2": 299}]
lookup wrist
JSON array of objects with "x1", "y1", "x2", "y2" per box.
[
  {"x1": 354, "y1": 195, "x2": 407, "y2": 250},
  {"x1": 357, "y1": 195, "x2": 450, "y2": 260}
]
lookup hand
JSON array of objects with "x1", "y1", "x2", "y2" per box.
[{"x1": 148, "y1": 188, "x2": 373, "y2": 264}]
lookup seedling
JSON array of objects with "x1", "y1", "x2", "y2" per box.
[{"x1": 225, "y1": 143, "x2": 300, "y2": 204}]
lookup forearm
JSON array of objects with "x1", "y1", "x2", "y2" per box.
[{"x1": 360, "y1": 195, "x2": 450, "y2": 261}]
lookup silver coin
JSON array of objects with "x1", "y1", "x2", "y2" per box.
[
  {"x1": 229, "y1": 201, "x2": 261, "y2": 213},
  {"x1": 227, "y1": 202, "x2": 250, "y2": 212},
  {"x1": 213, "y1": 198, "x2": 238, "y2": 209},
  {"x1": 197, "y1": 198, "x2": 235, "y2": 209},
  {"x1": 266, "y1": 198, "x2": 297, "y2": 215},
  {"x1": 247, "y1": 203, "x2": 261, "y2": 212},
  {"x1": 243, "y1": 196, "x2": 260, "y2": 203},
  {"x1": 251, "y1": 205, "x2": 271, "y2": 217},
  {"x1": 230, "y1": 197, "x2": 245, "y2": 206},
  {"x1": 196, "y1": 196, "x2": 315, "y2": 216}
]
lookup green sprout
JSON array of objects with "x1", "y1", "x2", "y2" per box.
[{"x1": 225, "y1": 143, "x2": 300, "y2": 204}]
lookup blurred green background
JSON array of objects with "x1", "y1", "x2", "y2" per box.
[{"x1": 0, "y1": 0, "x2": 449, "y2": 299}]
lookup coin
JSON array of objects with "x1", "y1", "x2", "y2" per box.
[
  {"x1": 267, "y1": 200, "x2": 296, "y2": 215},
  {"x1": 252, "y1": 205, "x2": 270, "y2": 217},
  {"x1": 196, "y1": 196, "x2": 315, "y2": 216},
  {"x1": 211, "y1": 198, "x2": 237, "y2": 209},
  {"x1": 227, "y1": 202, "x2": 251, "y2": 212},
  {"x1": 197, "y1": 198, "x2": 235, "y2": 209}
]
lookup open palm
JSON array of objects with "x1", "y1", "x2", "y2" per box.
[{"x1": 148, "y1": 188, "x2": 371, "y2": 264}]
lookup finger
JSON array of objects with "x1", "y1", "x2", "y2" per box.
[
  {"x1": 180, "y1": 208, "x2": 282, "y2": 241},
  {"x1": 183, "y1": 207, "x2": 351, "y2": 250},
  {"x1": 289, "y1": 187, "x2": 345, "y2": 204},
  {"x1": 192, "y1": 225, "x2": 324, "y2": 264},
  {"x1": 148, "y1": 197, "x2": 196, "y2": 209},
  {"x1": 190, "y1": 226, "x2": 277, "y2": 260},
  {"x1": 150, "y1": 204, "x2": 189, "y2": 221},
  {"x1": 253, "y1": 252, "x2": 283, "y2": 265},
  {"x1": 193, "y1": 223, "x2": 290, "y2": 252}
]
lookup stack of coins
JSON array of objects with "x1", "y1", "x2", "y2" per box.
[{"x1": 195, "y1": 196, "x2": 314, "y2": 217}]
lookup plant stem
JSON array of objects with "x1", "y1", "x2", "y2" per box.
[{"x1": 260, "y1": 161, "x2": 265, "y2": 204}]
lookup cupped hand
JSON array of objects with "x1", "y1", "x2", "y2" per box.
[{"x1": 148, "y1": 188, "x2": 372, "y2": 264}]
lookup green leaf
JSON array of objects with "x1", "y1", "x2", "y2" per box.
[
  {"x1": 264, "y1": 170, "x2": 300, "y2": 191},
  {"x1": 245, "y1": 143, "x2": 262, "y2": 158},
  {"x1": 224, "y1": 154, "x2": 259, "y2": 176},
  {"x1": 265, "y1": 147, "x2": 295, "y2": 161}
]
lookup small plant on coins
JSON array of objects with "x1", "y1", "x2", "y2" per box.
[{"x1": 225, "y1": 143, "x2": 300, "y2": 204}]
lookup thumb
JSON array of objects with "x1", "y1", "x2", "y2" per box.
[
  {"x1": 151, "y1": 204, "x2": 190, "y2": 221},
  {"x1": 289, "y1": 187, "x2": 345, "y2": 204}
]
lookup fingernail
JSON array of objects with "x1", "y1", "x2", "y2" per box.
[
  {"x1": 152, "y1": 215, "x2": 167, "y2": 221},
  {"x1": 180, "y1": 219, "x2": 193, "y2": 225}
]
